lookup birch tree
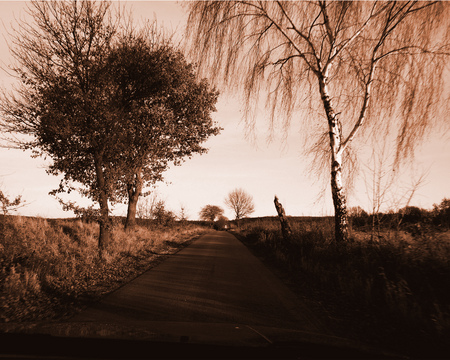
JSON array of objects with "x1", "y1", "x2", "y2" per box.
[{"x1": 186, "y1": 1, "x2": 449, "y2": 242}]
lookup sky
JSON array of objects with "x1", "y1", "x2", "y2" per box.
[{"x1": 0, "y1": 1, "x2": 448, "y2": 221}]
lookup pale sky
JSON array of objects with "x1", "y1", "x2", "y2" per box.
[{"x1": 0, "y1": 1, "x2": 449, "y2": 220}]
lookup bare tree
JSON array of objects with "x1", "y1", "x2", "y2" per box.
[
  {"x1": 225, "y1": 188, "x2": 255, "y2": 224},
  {"x1": 186, "y1": 1, "x2": 449, "y2": 242}
]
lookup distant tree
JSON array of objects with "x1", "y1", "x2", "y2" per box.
[
  {"x1": 136, "y1": 193, "x2": 161, "y2": 220},
  {"x1": 432, "y1": 198, "x2": 450, "y2": 228},
  {"x1": 186, "y1": 1, "x2": 449, "y2": 242},
  {"x1": 153, "y1": 200, "x2": 175, "y2": 227},
  {"x1": 225, "y1": 188, "x2": 255, "y2": 224},
  {"x1": 178, "y1": 204, "x2": 189, "y2": 223},
  {"x1": 199, "y1": 205, "x2": 224, "y2": 222}
]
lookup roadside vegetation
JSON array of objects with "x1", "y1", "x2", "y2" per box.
[
  {"x1": 0, "y1": 215, "x2": 208, "y2": 323},
  {"x1": 233, "y1": 198, "x2": 450, "y2": 357}
]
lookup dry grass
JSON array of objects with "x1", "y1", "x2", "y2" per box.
[
  {"x1": 0, "y1": 216, "x2": 208, "y2": 322},
  {"x1": 235, "y1": 217, "x2": 450, "y2": 354}
]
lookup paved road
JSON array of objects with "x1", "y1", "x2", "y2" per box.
[{"x1": 69, "y1": 231, "x2": 335, "y2": 346}]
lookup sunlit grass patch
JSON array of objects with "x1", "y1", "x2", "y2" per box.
[{"x1": 0, "y1": 216, "x2": 208, "y2": 322}]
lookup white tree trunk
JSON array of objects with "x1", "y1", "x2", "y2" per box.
[{"x1": 318, "y1": 70, "x2": 349, "y2": 242}]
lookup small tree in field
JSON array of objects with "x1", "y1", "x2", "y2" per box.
[
  {"x1": 199, "y1": 205, "x2": 224, "y2": 222},
  {"x1": 225, "y1": 188, "x2": 255, "y2": 225},
  {"x1": 186, "y1": 1, "x2": 449, "y2": 242}
]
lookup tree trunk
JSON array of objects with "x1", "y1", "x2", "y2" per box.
[
  {"x1": 94, "y1": 152, "x2": 111, "y2": 256},
  {"x1": 126, "y1": 193, "x2": 138, "y2": 230},
  {"x1": 330, "y1": 153, "x2": 348, "y2": 242},
  {"x1": 125, "y1": 169, "x2": 143, "y2": 230},
  {"x1": 319, "y1": 71, "x2": 349, "y2": 242},
  {"x1": 274, "y1": 195, "x2": 293, "y2": 242}
]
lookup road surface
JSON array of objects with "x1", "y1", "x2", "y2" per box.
[
  {"x1": 66, "y1": 231, "x2": 339, "y2": 345},
  {"x1": 72, "y1": 231, "x2": 324, "y2": 329}
]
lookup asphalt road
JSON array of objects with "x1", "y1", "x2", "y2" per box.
[{"x1": 68, "y1": 231, "x2": 342, "y2": 348}]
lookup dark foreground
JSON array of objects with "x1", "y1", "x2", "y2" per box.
[{"x1": 1, "y1": 231, "x2": 401, "y2": 359}]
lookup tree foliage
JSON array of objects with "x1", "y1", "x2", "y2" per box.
[
  {"x1": 106, "y1": 32, "x2": 220, "y2": 228},
  {"x1": 0, "y1": 0, "x2": 121, "y2": 252},
  {"x1": 0, "y1": 190, "x2": 25, "y2": 215},
  {"x1": 224, "y1": 188, "x2": 255, "y2": 221},
  {"x1": 186, "y1": 1, "x2": 449, "y2": 242},
  {"x1": 0, "y1": 1, "x2": 220, "y2": 252},
  {"x1": 199, "y1": 205, "x2": 224, "y2": 222}
]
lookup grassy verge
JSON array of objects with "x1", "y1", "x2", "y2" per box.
[
  {"x1": 0, "y1": 216, "x2": 208, "y2": 323},
  {"x1": 233, "y1": 217, "x2": 450, "y2": 357}
]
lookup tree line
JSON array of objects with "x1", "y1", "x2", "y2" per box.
[{"x1": 0, "y1": 0, "x2": 220, "y2": 255}]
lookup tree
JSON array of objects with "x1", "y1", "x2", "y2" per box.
[
  {"x1": 106, "y1": 33, "x2": 220, "y2": 229},
  {"x1": 199, "y1": 205, "x2": 224, "y2": 222},
  {"x1": 186, "y1": 1, "x2": 449, "y2": 242},
  {"x1": 1, "y1": 0, "x2": 220, "y2": 259},
  {"x1": 0, "y1": 0, "x2": 121, "y2": 253},
  {"x1": 224, "y1": 188, "x2": 255, "y2": 224}
]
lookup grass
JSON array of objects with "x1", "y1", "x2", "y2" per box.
[
  {"x1": 0, "y1": 215, "x2": 208, "y2": 323},
  {"x1": 233, "y1": 216, "x2": 450, "y2": 357}
]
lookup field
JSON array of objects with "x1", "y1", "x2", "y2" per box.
[
  {"x1": 1, "y1": 211, "x2": 449, "y2": 356},
  {"x1": 0, "y1": 216, "x2": 209, "y2": 323},
  {"x1": 232, "y1": 215, "x2": 450, "y2": 357}
]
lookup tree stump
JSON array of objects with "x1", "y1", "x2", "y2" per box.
[{"x1": 274, "y1": 195, "x2": 293, "y2": 243}]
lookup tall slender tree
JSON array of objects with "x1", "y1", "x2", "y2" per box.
[{"x1": 186, "y1": 1, "x2": 449, "y2": 242}]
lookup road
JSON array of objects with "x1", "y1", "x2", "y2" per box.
[
  {"x1": 72, "y1": 231, "x2": 325, "y2": 330},
  {"x1": 66, "y1": 231, "x2": 340, "y2": 347}
]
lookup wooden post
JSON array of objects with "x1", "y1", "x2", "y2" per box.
[{"x1": 274, "y1": 195, "x2": 293, "y2": 242}]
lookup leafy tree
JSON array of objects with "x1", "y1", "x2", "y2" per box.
[
  {"x1": 186, "y1": 1, "x2": 449, "y2": 242},
  {"x1": 224, "y1": 188, "x2": 255, "y2": 225},
  {"x1": 106, "y1": 33, "x2": 220, "y2": 229},
  {"x1": 1, "y1": 1, "x2": 220, "y2": 259},
  {"x1": 199, "y1": 205, "x2": 224, "y2": 222},
  {"x1": 0, "y1": 0, "x2": 122, "y2": 253}
]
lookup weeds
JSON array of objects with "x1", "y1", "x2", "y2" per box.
[
  {"x1": 235, "y1": 217, "x2": 450, "y2": 351},
  {"x1": 0, "y1": 216, "x2": 208, "y2": 322}
]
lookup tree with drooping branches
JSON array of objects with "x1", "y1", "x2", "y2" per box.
[{"x1": 185, "y1": 1, "x2": 449, "y2": 242}]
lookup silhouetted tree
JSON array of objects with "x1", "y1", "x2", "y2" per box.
[
  {"x1": 199, "y1": 205, "x2": 224, "y2": 222},
  {"x1": 107, "y1": 32, "x2": 220, "y2": 229},
  {"x1": 186, "y1": 1, "x2": 449, "y2": 242},
  {"x1": 0, "y1": 0, "x2": 121, "y2": 254}
]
